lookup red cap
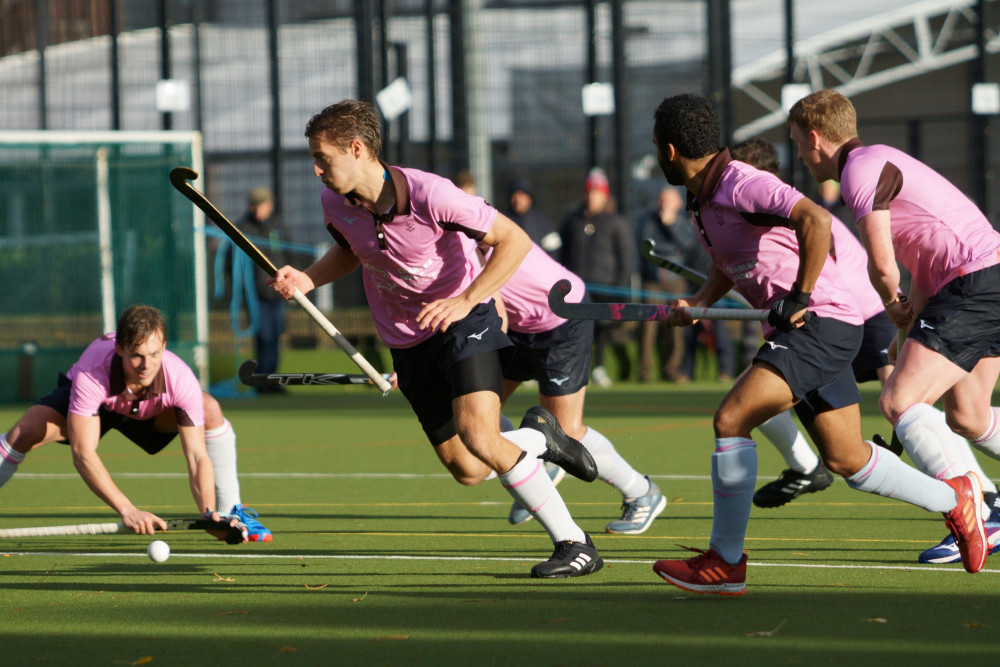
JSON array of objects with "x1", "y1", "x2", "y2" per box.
[{"x1": 584, "y1": 168, "x2": 610, "y2": 194}]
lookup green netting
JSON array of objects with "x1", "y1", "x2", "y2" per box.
[{"x1": 0, "y1": 134, "x2": 204, "y2": 403}]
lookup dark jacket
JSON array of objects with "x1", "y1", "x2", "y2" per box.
[
  {"x1": 235, "y1": 211, "x2": 288, "y2": 303},
  {"x1": 558, "y1": 203, "x2": 634, "y2": 288}
]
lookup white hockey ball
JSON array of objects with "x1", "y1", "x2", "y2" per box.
[{"x1": 147, "y1": 540, "x2": 170, "y2": 563}]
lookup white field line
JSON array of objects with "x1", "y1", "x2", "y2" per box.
[
  {"x1": 16, "y1": 472, "x2": 715, "y2": 480},
  {"x1": 0, "y1": 549, "x2": 997, "y2": 575}
]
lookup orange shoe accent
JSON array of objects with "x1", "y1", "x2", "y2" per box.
[{"x1": 943, "y1": 473, "x2": 987, "y2": 573}]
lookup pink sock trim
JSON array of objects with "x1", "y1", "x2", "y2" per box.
[
  {"x1": 530, "y1": 495, "x2": 552, "y2": 513},
  {"x1": 0, "y1": 438, "x2": 23, "y2": 465},
  {"x1": 501, "y1": 459, "x2": 541, "y2": 490},
  {"x1": 973, "y1": 408, "x2": 999, "y2": 444},
  {"x1": 205, "y1": 420, "x2": 232, "y2": 439},
  {"x1": 849, "y1": 442, "x2": 879, "y2": 484},
  {"x1": 714, "y1": 437, "x2": 755, "y2": 453}
]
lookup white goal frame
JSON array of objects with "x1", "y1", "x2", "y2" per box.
[{"x1": 0, "y1": 130, "x2": 209, "y2": 387}]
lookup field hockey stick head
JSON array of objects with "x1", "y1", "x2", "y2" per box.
[{"x1": 238, "y1": 359, "x2": 266, "y2": 387}]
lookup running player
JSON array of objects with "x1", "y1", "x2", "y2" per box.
[
  {"x1": 648, "y1": 94, "x2": 988, "y2": 595},
  {"x1": 0, "y1": 305, "x2": 269, "y2": 541},
  {"x1": 788, "y1": 89, "x2": 1000, "y2": 563},
  {"x1": 493, "y1": 242, "x2": 666, "y2": 534},
  {"x1": 269, "y1": 99, "x2": 602, "y2": 578},
  {"x1": 732, "y1": 137, "x2": 1000, "y2": 563}
]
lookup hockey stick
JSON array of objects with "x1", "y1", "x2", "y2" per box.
[
  {"x1": 641, "y1": 238, "x2": 754, "y2": 309},
  {"x1": 239, "y1": 359, "x2": 388, "y2": 387},
  {"x1": 0, "y1": 518, "x2": 247, "y2": 544},
  {"x1": 548, "y1": 279, "x2": 768, "y2": 322},
  {"x1": 169, "y1": 167, "x2": 392, "y2": 396}
]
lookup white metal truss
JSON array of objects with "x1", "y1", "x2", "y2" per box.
[{"x1": 733, "y1": 0, "x2": 1000, "y2": 141}]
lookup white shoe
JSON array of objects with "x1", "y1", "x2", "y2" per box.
[{"x1": 591, "y1": 366, "x2": 612, "y2": 388}]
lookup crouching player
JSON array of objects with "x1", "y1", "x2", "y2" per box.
[{"x1": 0, "y1": 305, "x2": 271, "y2": 541}]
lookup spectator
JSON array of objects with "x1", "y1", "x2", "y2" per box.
[
  {"x1": 506, "y1": 176, "x2": 561, "y2": 256},
  {"x1": 455, "y1": 169, "x2": 478, "y2": 195},
  {"x1": 633, "y1": 186, "x2": 696, "y2": 382},
  {"x1": 236, "y1": 187, "x2": 288, "y2": 394},
  {"x1": 558, "y1": 168, "x2": 635, "y2": 386}
]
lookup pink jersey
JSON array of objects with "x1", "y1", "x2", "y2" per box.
[
  {"x1": 66, "y1": 334, "x2": 204, "y2": 426},
  {"x1": 839, "y1": 141, "x2": 1000, "y2": 297},
  {"x1": 689, "y1": 150, "x2": 863, "y2": 337},
  {"x1": 321, "y1": 165, "x2": 498, "y2": 348},
  {"x1": 830, "y1": 216, "x2": 885, "y2": 321},
  {"x1": 496, "y1": 243, "x2": 586, "y2": 334}
]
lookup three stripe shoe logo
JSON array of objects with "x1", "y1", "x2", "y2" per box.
[
  {"x1": 467, "y1": 327, "x2": 489, "y2": 341},
  {"x1": 570, "y1": 552, "x2": 592, "y2": 572},
  {"x1": 698, "y1": 565, "x2": 730, "y2": 583}
]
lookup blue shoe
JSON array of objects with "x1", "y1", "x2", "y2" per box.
[
  {"x1": 919, "y1": 509, "x2": 1000, "y2": 564},
  {"x1": 229, "y1": 504, "x2": 272, "y2": 542},
  {"x1": 507, "y1": 462, "x2": 565, "y2": 525},
  {"x1": 605, "y1": 477, "x2": 666, "y2": 534}
]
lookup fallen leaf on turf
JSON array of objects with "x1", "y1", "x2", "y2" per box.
[
  {"x1": 279, "y1": 646, "x2": 296, "y2": 653},
  {"x1": 861, "y1": 617, "x2": 888, "y2": 624},
  {"x1": 965, "y1": 622, "x2": 984, "y2": 629},
  {"x1": 213, "y1": 573, "x2": 235, "y2": 582},
  {"x1": 304, "y1": 583, "x2": 328, "y2": 590},
  {"x1": 133, "y1": 657, "x2": 153, "y2": 666},
  {"x1": 352, "y1": 592, "x2": 368, "y2": 602},
  {"x1": 374, "y1": 635, "x2": 409, "y2": 641},
  {"x1": 746, "y1": 619, "x2": 785, "y2": 637},
  {"x1": 213, "y1": 609, "x2": 248, "y2": 617}
]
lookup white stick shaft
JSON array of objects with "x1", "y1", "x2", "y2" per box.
[
  {"x1": 0, "y1": 522, "x2": 124, "y2": 538},
  {"x1": 291, "y1": 290, "x2": 392, "y2": 395}
]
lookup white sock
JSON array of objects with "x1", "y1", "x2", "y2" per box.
[
  {"x1": 580, "y1": 427, "x2": 649, "y2": 499},
  {"x1": 0, "y1": 434, "x2": 25, "y2": 489},
  {"x1": 896, "y1": 404, "x2": 986, "y2": 484},
  {"x1": 845, "y1": 441, "x2": 956, "y2": 512},
  {"x1": 708, "y1": 437, "x2": 757, "y2": 565},
  {"x1": 205, "y1": 420, "x2": 241, "y2": 512},
  {"x1": 500, "y1": 429, "x2": 585, "y2": 544},
  {"x1": 973, "y1": 407, "x2": 1000, "y2": 459},
  {"x1": 757, "y1": 411, "x2": 820, "y2": 473}
]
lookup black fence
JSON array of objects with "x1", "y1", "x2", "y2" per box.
[{"x1": 2, "y1": 0, "x2": 998, "y2": 310}]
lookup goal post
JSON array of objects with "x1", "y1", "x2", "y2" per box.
[{"x1": 0, "y1": 131, "x2": 209, "y2": 401}]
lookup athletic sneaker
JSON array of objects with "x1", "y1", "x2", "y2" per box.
[
  {"x1": 605, "y1": 477, "x2": 666, "y2": 535},
  {"x1": 941, "y1": 472, "x2": 988, "y2": 573},
  {"x1": 530, "y1": 534, "x2": 603, "y2": 578},
  {"x1": 653, "y1": 546, "x2": 747, "y2": 596},
  {"x1": 919, "y1": 508, "x2": 1000, "y2": 564},
  {"x1": 519, "y1": 406, "x2": 598, "y2": 482},
  {"x1": 229, "y1": 504, "x2": 273, "y2": 543},
  {"x1": 752, "y1": 463, "x2": 833, "y2": 508},
  {"x1": 508, "y1": 462, "x2": 566, "y2": 525}
]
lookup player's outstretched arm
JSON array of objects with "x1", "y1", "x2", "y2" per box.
[
  {"x1": 270, "y1": 243, "x2": 360, "y2": 298},
  {"x1": 177, "y1": 424, "x2": 248, "y2": 543},
  {"x1": 68, "y1": 412, "x2": 167, "y2": 535}
]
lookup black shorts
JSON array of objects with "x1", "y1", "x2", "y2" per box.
[
  {"x1": 852, "y1": 311, "x2": 895, "y2": 384},
  {"x1": 391, "y1": 301, "x2": 512, "y2": 446},
  {"x1": 505, "y1": 317, "x2": 594, "y2": 396},
  {"x1": 36, "y1": 374, "x2": 176, "y2": 455},
  {"x1": 754, "y1": 317, "x2": 863, "y2": 425},
  {"x1": 908, "y1": 264, "x2": 1000, "y2": 372}
]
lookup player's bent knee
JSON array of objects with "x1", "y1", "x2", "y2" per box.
[{"x1": 201, "y1": 392, "x2": 225, "y2": 428}]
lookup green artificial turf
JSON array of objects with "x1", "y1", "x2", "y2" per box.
[{"x1": 2, "y1": 378, "x2": 999, "y2": 666}]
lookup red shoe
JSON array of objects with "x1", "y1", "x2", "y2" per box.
[
  {"x1": 942, "y1": 472, "x2": 987, "y2": 573},
  {"x1": 653, "y1": 546, "x2": 747, "y2": 596}
]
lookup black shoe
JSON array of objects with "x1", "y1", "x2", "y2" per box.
[
  {"x1": 873, "y1": 432, "x2": 904, "y2": 456},
  {"x1": 752, "y1": 464, "x2": 833, "y2": 508},
  {"x1": 530, "y1": 534, "x2": 603, "y2": 578},
  {"x1": 519, "y1": 406, "x2": 598, "y2": 482}
]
